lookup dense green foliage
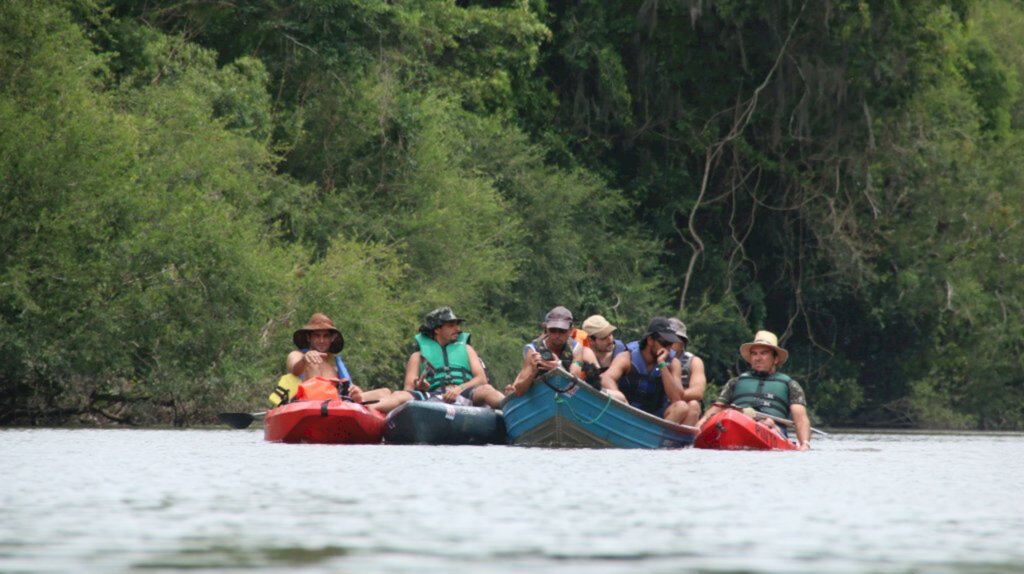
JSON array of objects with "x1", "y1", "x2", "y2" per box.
[{"x1": 2, "y1": 0, "x2": 1022, "y2": 429}]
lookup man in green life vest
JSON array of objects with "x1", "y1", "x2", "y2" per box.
[
  {"x1": 698, "y1": 330, "x2": 812, "y2": 450},
  {"x1": 367, "y1": 306, "x2": 505, "y2": 413}
]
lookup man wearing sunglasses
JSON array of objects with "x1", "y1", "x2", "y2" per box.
[
  {"x1": 505, "y1": 306, "x2": 592, "y2": 396},
  {"x1": 599, "y1": 317, "x2": 696, "y2": 425}
]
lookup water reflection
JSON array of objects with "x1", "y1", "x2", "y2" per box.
[{"x1": 1, "y1": 429, "x2": 1022, "y2": 573}]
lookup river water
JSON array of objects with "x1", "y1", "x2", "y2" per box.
[{"x1": 1, "y1": 428, "x2": 1022, "y2": 574}]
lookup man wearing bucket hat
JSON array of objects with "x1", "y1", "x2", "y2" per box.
[
  {"x1": 506, "y1": 306, "x2": 591, "y2": 396},
  {"x1": 697, "y1": 330, "x2": 812, "y2": 450},
  {"x1": 269, "y1": 313, "x2": 392, "y2": 406},
  {"x1": 665, "y1": 317, "x2": 707, "y2": 424},
  {"x1": 366, "y1": 306, "x2": 504, "y2": 413},
  {"x1": 599, "y1": 317, "x2": 697, "y2": 425}
]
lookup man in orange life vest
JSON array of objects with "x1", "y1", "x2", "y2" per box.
[{"x1": 273, "y1": 313, "x2": 391, "y2": 405}]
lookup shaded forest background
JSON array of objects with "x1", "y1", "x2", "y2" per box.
[{"x1": 2, "y1": 0, "x2": 1023, "y2": 429}]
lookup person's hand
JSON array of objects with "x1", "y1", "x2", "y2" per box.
[
  {"x1": 504, "y1": 383, "x2": 517, "y2": 396},
  {"x1": 443, "y1": 385, "x2": 462, "y2": 403},
  {"x1": 414, "y1": 373, "x2": 430, "y2": 392},
  {"x1": 304, "y1": 350, "x2": 324, "y2": 365},
  {"x1": 348, "y1": 384, "x2": 364, "y2": 403},
  {"x1": 655, "y1": 346, "x2": 670, "y2": 365}
]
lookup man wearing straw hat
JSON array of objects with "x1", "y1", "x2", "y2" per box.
[{"x1": 698, "y1": 330, "x2": 812, "y2": 450}]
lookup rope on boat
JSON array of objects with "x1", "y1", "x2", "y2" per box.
[{"x1": 555, "y1": 390, "x2": 613, "y2": 425}]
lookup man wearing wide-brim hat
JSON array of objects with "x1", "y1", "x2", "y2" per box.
[
  {"x1": 697, "y1": 330, "x2": 812, "y2": 450},
  {"x1": 270, "y1": 313, "x2": 392, "y2": 406}
]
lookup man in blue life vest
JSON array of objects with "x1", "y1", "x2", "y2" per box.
[
  {"x1": 698, "y1": 330, "x2": 812, "y2": 450},
  {"x1": 506, "y1": 306, "x2": 594, "y2": 396},
  {"x1": 666, "y1": 317, "x2": 707, "y2": 425},
  {"x1": 599, "y1": 317, "x2": 696, "y2": 425},
  {"x1": 271, "y1": 313, "x2": 392, "y2": 406},
  {"x1": 368, "y1": 306, "x2": 505, "y2": 412}
]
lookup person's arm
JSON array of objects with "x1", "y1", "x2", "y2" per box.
[
  {"x1": 790, "y1": 403, "x2": 812, "y2": 450},
  {"x1": 507, "y1": 350, "x2": 540, "y2": 396},
  {"x1": 403, "y1": 352, "x2": 424, "y2": 391},
  {"x1": 681, "y1": 355, "x2": 706, "y2": 402},
  {"x1": 287, "y1": 349, "x2": 311, "y2": 376},
  {"x1": 568, "y1": 344, "x2": 587, "y2": 379},
  {"x1": 697, "y1": 378, "x2": 736, "y2": 426},
  {"x1": 599, "y1": 353, "x2": 631, "y2": 403},
  {"x1": 660, "y1": 356, "x2": 685, "y2": 403},
  {"x1": 443, "y1": 346, "x2": 487, "y2": 402}
]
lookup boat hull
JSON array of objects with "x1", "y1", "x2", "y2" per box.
[
  {"x1": 502, "y1": 368, "x2": 697, "y2": 449},
  {"x1": 694, "y1": 408, "x2": 797, "y2": 450},
  {"x1": 383, "y1": 401, "x2": 505, "y2": 445},
  {"x1": 263, "y1": 399, "x2": 385, "y2": 444}
]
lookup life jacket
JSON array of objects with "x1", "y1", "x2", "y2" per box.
[
  {"x1": 527, "y1": 335, "x2": 578, "y2": 370},
  {"x1": 678, "y1": 351, "x2": 693, "y2": 389},
  {"x1": 596, "y1": 339, "x2": 628, "y2": 374},
  {"x1": 292, "y1": 376, "x2": 346, "y2": 401},
  {"x1": 268, "y1": 352, "x2": 351, "y2": 406},
  {"x1": 618, "y1": 341, "x2": 677, "y2": 415},
  {"x1": 416, "y1": 331, "x2": 473, "y2": 390},
  {"x1": 731, "y1": 371, "x2": 792, "y2": 419}
]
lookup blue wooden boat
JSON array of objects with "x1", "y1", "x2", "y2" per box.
[
  {"x1": 383, "y1": 400, "x2": 505, "y2": 445},
  {"x1": 501, "y1": 368, "x2": 698, "y2": 448}
]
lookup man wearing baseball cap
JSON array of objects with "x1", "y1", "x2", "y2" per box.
[
  {"x1": 580, "y1": 315, "x2": 627, "y2": 375},
  {"x1": 697, "y1": 330, "x2": 811, "y2": 450},
  {"x1": 506, "y1": 306, "x2": 590, "y2": 396},
  {"x1": 599, "y1": 317, "x2": 696, "y2": 425}
]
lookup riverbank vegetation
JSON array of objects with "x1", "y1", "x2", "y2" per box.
[{"x1": 2, "y1": 0, "x2": 1022, "y2": 429}]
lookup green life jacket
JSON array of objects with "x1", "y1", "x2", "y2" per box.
[
  {"x1": 731, "y1": 371, "x2": 792, "y2": 419},
  {"x1": 415, "y1": 332, "x2": 473, "y2": 390}
]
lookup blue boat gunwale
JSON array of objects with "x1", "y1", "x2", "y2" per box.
[{"x1": 501, "y1": 367, "x2": 699, "y2": 438}]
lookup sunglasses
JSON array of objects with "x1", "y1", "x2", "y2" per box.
[{"x1": 546, "y1": 328, "x2": 569, "y2": 334}]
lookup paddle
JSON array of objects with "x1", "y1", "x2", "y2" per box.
[
  {"x1": 217, "y1": 411, "x2": 266, "y2": 429},
  {"x1": 731, "y1": 405, "x2": 830, "y2": 437}
]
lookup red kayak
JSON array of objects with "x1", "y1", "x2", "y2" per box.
[
  {"x1": 264, "y1": 399, "x2": 386, "y2": 444},
  {"x1": 694, "y1": 408, "x2": 796, "y2": 451}
]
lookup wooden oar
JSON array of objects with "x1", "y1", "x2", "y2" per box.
[
  {"x1": 731, "y1": 405, "x2": 830, "y2": 437},
  {"x1": 217, "y1": 411, "x2": 266, "y2": 429}
]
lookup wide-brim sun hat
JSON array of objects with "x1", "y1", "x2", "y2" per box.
[
  {"x1": 293, "y1": 313, "x2": 344, "y2": 353},
  {"x1": 739, "y1": 330, "x2": 788, "y2": 366}
]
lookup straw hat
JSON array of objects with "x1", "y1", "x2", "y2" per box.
[
  {"x1": 292, "y1": 313, "x2": 344, "y2": 353},
  {"x1": 739, "y1": 330, "x2": 788, "y2": 366}
]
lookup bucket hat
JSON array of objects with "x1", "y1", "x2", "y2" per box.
[{"x1": 424, "y1": 306, "x2": 464, "y2": 330}]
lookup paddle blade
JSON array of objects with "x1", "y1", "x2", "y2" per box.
[{"x1": 217, "y1": 412, "x2": 256, "y2": 429}]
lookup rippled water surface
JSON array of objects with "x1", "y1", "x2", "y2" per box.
[{"x1": 2, "y1": 428, "x2": 1022, "y2": 573}]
